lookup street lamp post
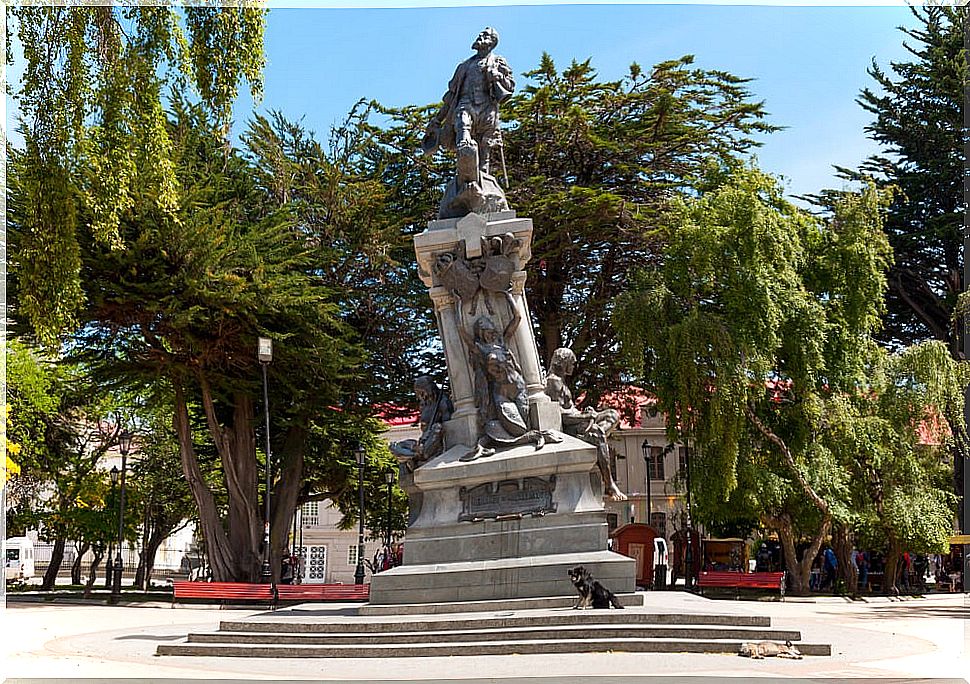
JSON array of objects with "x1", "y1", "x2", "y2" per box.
[
  {"x1": 963, "y1": 170, "x2": 970, "y2": 585},
  {"x1": 112, "y1": 432, "x2": 133, "y2": 602},
  {"x1": 641, "y1": 440, "x2": 652, "y2": 527},
  {"x1": 354, "y1": 445, "x2": 366, "y2": 585},
  {"x1": 684, "y1": 444, "x2": 695, "y2": 591},
  {"x1": 106, "y1": 467, "x2": 119, "y2": 588},
  {"x1": 258, "y1": 337, "x2": 273, "y2": 584},
  {"x1": 384, "y1": 470, "x2": 395, "y2": 551}
]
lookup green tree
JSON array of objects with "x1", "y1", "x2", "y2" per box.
[
  {"x1": 614, "y1": 166, "x2": 895, "y2": 593},
  {"x1": 8, "y1": 5, "x2": 265, "y2": 345},
  {"x1": 241, "y1": 109, "x2": 441, "y2": 407},
  {"x1": 816, "y1": 4, "x2": 969, "y2": 552},
  {"x1": 837, "y1": 342, "x2": 964, "y2": 593},
  {"x1": 845, "y1": 6, "x2": 967, "y2": 352},
  {"x1": 126, "y1": 399, "x2": 195, "y2": 590},
  {"x1": 503, "y1": 55, "x2": 777, "y2": 399},
  {"x1": 5, "y1": 341, "x2": 134, "y2": 590},
  {"x1": 10, "y1": 91, "x2": 413, "y2": 583},
  {"x1": 57, "y1": 101, "x2": 375, "y2": 583},
  {"x1": 239, "y1": 109, "x2": 444, "y2": 561}
]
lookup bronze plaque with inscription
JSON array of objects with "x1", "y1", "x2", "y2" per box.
[{"x1": 458, "y1": 476, "x2": 557, "y2": 522}]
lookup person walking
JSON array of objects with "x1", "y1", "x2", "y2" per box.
[
  {"x1": 821, "y1": 546, "x2": 838, "y2": 592},
  {"x1": 899, "y1": 551, "x2": 912, "y2": 593},
  {"x1": 857, "y1": 550, "x2": 869, "y2": 593}
]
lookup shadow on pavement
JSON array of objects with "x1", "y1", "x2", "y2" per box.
[
  {"x1": 817, "y1": 604, "x2": 969, "y2": 620},
  {"x1": 114, "y1": 634, "x2": 185, "y2": 641}
]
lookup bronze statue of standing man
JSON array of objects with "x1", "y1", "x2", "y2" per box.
[{"x1": 422, "y1": 27, "x2": 515, "y2": 219}]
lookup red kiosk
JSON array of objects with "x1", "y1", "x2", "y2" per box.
[{"x1": 611, "y1": 523, "x2": 661, "y2": 588}]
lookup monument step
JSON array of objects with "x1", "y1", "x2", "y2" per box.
[
  {"x1": 157, "y1": 638, "x2": 832, "y2": 658},
  {"x1": 186, "y1": 624, "x2": 803, "y2": 645},
  {"x1": 358, "y1": 592, "x2": 644, "y2": 615},
  {"x1": 220, "y1": 611, "x2": 772, "y2": 634}
]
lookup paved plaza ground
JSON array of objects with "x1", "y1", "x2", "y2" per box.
[{"x1": 2, "y1": 591, "x2": 967, "y2": 682}]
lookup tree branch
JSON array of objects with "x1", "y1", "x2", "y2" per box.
[{"x1": 745, "y1": 401, "x2": 830, "y2": 516}]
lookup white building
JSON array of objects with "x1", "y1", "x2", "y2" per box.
[{"x1": 605, "y1": 400, "x2": 692, "y2": 540}]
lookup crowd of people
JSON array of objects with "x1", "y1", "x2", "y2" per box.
[
  {"x1": 745, "y1": 539, "x2": 964, "y2": 594},
  {"x1": 808, "y1": 546, "x2": 961, "y2": 594},
  {"x1": 373, "y1": 544, "x2": 404, "y2": 573}
]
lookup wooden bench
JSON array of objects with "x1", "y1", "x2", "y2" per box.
[
  {"x1": 172, "y1": 581, "x2": 276, "y2": 608},
  {"x1": 698, "y1": 571, "x2": 786, "y2": 599},
  {"x1": 275, "y1": 583, "x2": 370, "y2": 603},
  {"x1": 172, "y1": 581, "x2": 371, "y2": 608}
]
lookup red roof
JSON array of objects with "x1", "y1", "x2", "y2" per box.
[
  {"x1": 374, "y1": 404, "x2": 420, "y2": 428},
  {"x1": 580, "y1": 386, "x2": 656, "y2": 429},
  {"x1": 916, "y1": 409, "x2": 949, "y2": 446}
]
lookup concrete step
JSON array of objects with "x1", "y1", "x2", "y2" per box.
[
  {"x1": 157, "y1": 638, "x2": 832, "y2": 658},
  {"x1": 359, "y1": 592, "x2": 644, "y2": 615},
  {"x1": 187, "y1": 624, "x2": 803, "y2": 645},
  {"x1": 220, "y1": 611, "x2": 771, "y2": 634}
]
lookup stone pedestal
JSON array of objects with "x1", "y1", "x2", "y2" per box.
[
  {"x1": 371, "y1": 212, "x2": 635, "y2": 605},
  {"x1": 371, "y1": 418, "x2": 634, "y2": 604}
]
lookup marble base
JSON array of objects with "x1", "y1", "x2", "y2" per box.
[
  {"x1": 368, "y1": 550, "x2": 635, "y2": 605},
  {"x1": 370, "y1": 432, "x2": 636, "y2": 604},
  {"x1": 403, "y1": 434, "x2": 606, "y2": 564}
]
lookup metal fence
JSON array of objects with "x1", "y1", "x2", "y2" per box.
[{"x1": 33, "y1": 542, "x2": 183, "y2": 570}]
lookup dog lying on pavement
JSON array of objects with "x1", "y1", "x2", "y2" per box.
[
  {"x1": 739, "y1": 640, "x2": 803, "y2": 659},
  {"x1": 568, "y1": 566, "x2": 624, "y2": 609}
]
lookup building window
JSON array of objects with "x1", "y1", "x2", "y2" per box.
[
  {"x1": 300, "y1": 545, "x2": 327, "y2": 583},
  {"x1": 347, "y1": 545, "x2": 359, "y2": 566},
  {"x1": 302, "y1": 501, "x2": 319, "y2": 526},
  {"x1": 648, "y1": 446, "x2": 665, "y2": 480},
  {"x1": 679, "y1": 446, "x2": 690, "y2": 476},
  {"x1": 607, "y1": 513, "x2": 619, "y2": 532}
]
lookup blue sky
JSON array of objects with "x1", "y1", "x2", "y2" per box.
[
  {"x1": 232, "y1": 3, "x2": 918, "y2": 199},
  {"x1": 4, "y1": 3, "x2": 919, "y2": 200}
]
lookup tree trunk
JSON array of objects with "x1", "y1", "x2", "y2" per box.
[
  {"x1": 41, "y1": 537, "x2": 66, "y2": 590},
  {"x1": 138, "y1": 519, "x2": 179, "y2": 590},
  {"x1": 270, "y1": 425, "x2": 307, "y2": 583},
  {"x1": 134, "y1": 505, "x2": 151, "y2": 590},
  {"x1": 140, "y1": 538, "x2": 159, "y2": 590},
  {"x1": 884, "y1": 538, "x2": 902, "y2": 596},
  {"x1": 71, "y1": 542, "x2": 90, "y2": 585},
  {"x1": 832, "y1": 523, "x2": 858, "y2": 596},
  {"x1": 174, "y1": 381, "x2": 236, "y2": 581},
  {"x1": 82, "y1": 546, "x2": 105, "y2": 598},
  {"x1": 222, "y1": 392, "x2": 261, "y2": 582},
  {"x1": 772, "y1": 513, "x2": 830, "y2": 596}
]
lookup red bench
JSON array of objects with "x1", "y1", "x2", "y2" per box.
[
  {"x1": 698, "y1": 571, "x2": 786, "y2": 599},
  {"x1": 172, "y1": 581, "x2": 370, "y2": 608},
  {"x1": 172, "y1": 581, "x2": 276, "y2": 607},
  {"x1": 275, "y1": 583, "x2": 370, "y2": 603}
]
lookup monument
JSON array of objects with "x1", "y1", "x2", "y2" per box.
[{"x1": 370, "y1": 28, "x2": 635, "y2": 605}]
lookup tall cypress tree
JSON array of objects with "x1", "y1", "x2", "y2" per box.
[{"x1": 851, "y1": 6, "x2": 967, "y2": 353}]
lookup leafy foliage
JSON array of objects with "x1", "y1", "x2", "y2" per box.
[
  {"x1": 614, "y1": 166, "x2": 912, "y2": 591},
  {"x1": 826, "y1": 341, "x2": 963, "y2": 591},
  {"x1": 838, "y1": 6, "x2": 967, "y2": 352},
  {"x1": 4, "y1": 341, "x2": 138, "y2": 584},
  {"x1": 8, "y1": 5, "x2": 265, "y2": 345},
  {"x1": 241, "y1": 108, "x2": 441, "y2": 407},
  {"x1": 502, "y1": 55, "x2": 778, "y2": 399}
]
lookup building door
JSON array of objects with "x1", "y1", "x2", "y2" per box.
[{"x1": 300, "y1": 545, "x2": 327, "y2": 584}]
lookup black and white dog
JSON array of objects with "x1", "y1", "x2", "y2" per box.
[{"x1": 568, "y1": 565, "x2": 624, "y2": 609}]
